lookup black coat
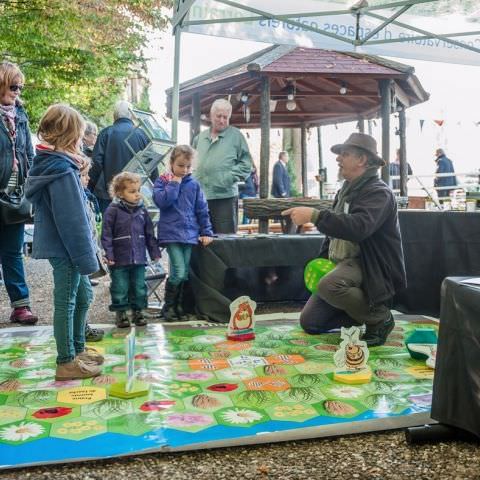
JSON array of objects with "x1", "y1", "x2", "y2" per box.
[
  {"x1": 0, "y1": 104, "x2": 34, "y2": 189},
  {"x1": 316, "y1": 176, "x2": 406, "y2": 305},
  {"x1": 89, "y1": 118, "x2": 149, "y2": 200},
  {"x1": 271, "y1": 160, "x2": 291, "y2": 198}
]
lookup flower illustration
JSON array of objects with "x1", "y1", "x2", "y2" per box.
[
  {"x1": 0, "y1": 421, "x2": 44, "y2": 442},
  {"x1": 22, "y1": 368, "x2": 55, "y2": 380},
  {"x1": 165, "y1": 413, "x2": 213, "y2": 427},
  {"x1": 218, "y1": 368, "x2": 255, "y2": 380},
  {"x1": 328, "y1": 386, "x2": 363, "y2": 398},
  {"x1": 176, "y1": 372, "x2": 213, "y2": 381},
  {"x1": 221, "y1": 408, "x2": 263, "y2": 424}
]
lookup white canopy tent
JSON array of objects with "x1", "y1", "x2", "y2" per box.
[{"x1": 171, "y1": 0, "x2": 480, "y2": 139}]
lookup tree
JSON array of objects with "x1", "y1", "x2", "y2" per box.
[{"x1": 0, "y1": 0, "x2": 172, "y2": 127}]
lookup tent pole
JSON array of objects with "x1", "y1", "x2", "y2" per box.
[
  {"x1": 190, "y1": 92, "x2": 201, "y2": 144},
  {"x1": 172, "y1": 27, "x2": 182, "y2": 143},
  {"x1": 301, "y1": 124, "x2": 308, "y2": 196},
  {"x1": 317, "y1": 126, "x2": 324, "y2": 199},
  {"x1": 380, "y1": 79, "x2": 391, "y2": 184},
  {"x1": 399, "y1": 106, "x2": 408, "y2": 197},
  {"x1": 259, "y1": 75, "x2": 270, "y2": 234}
]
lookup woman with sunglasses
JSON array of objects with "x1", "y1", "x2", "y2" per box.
[{"x1": 0, "y1": 61, "x2": 38, "y2": 325}]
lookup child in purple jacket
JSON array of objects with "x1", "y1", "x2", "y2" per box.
[
  {"x1": 101, "y1": 172, "x2": 161, "y2": 328},
  {"x1": 153, "y1": 145, "x2": 213, "y2": 322}
]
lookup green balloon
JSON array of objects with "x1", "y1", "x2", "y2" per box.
[{"x1": 304, "y1": 258, "x2": 336, "y2": 293}]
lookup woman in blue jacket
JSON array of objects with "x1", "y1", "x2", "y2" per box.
[
  {"x1": 153, "y1": 145, "x2": 213, "y2": 321},
  {"x1": 25, "y1": 104, "x2": 101, "y2": 381},
  {"x1": 0, "y1": 61, "x2": 38, "y2": 325}
]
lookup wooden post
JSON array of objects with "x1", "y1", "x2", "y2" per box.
[
  {"x1": 190, "y1": 92, "x2": 201, "y2": 144},
  {"x1": 398, "y1": 106, "x2": 408, "y2": 197},
  {"x1": 301, "y1": 124, "x2": 308, "y2": 197},
  {"x1": 358, "y1": 119, "x2": 365, "y2": 133},
  {"x1": 317, "y1": 126, "x2": 324, "y2": 199},
  {"x1": 379, "y1": 80, "x2": 391, "y2": 184},
  {"x1": 259, "y1": 75, "x2": 270, "y2": 234}
]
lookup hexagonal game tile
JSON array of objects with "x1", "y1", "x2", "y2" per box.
[
  {"x1": 266, "y1": 403, "x2": 318, "y2": 422},
  {"x1": 81, "y1": 399, "x2": 133, "y2": 420},
  {"x1": 50, "y1": 417, "x2": 107, "y2": 441},
  {"x1": 0, "y1": 405, "x2": 27, "y2": 426},
  {"x1": 183, "y1": 392, "x2": 233, "y2": 412},
  {"x1": 0, "y1": 419, "x2": 50, "y2": 445},
  {"x1": 57, "y1": 387, "x2": 107, "y2": 405},
  {"x1": 214, "y1": 407, "x2": 268, "y2": 428},
  {"x1": 163, "y1": 412, "x2": 216, "y2": 432}
]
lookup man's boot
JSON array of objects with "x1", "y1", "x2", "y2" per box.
[
  {"x1": 362, "y1": 313, "x2": 395, "y2": 347},
  {"x1": 162, "y1": 281, "x2": 179, "y2": 322},
  {"x1": 175, "y1": 281, "x2": 189, "y2": 321}
]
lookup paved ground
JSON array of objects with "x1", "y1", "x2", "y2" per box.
[{"x1": 1, "y1": 257, "x2": 479, "y2": 479}]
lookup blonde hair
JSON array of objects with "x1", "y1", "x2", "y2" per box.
[
  {"x1": 109, "y1": 171, "x2": 141, "y2": 199},
  {"x1": 0, "y1": 61, "x2": 24, "y2": 98},
  {"x1": 170, "y1": 144, "x2": 195, "y2": 166},
  {"x1": 37, "y1": 104, "x2": 86, "y2": 154}
]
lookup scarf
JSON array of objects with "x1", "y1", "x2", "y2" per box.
[
  {"x1": 329, "y1": 167, "x2": 379, "y2": 263},
  {"x1": 0, "y1": 104, "x2": 17, "y2": 171}
]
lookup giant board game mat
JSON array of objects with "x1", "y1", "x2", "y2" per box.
[{"x1": 0, "y1": 315, "x2": 436, "y2": 469}]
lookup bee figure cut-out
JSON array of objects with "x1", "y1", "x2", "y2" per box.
[{"x1": 334, "y1": 327, "x2": 369, "y2": 371}]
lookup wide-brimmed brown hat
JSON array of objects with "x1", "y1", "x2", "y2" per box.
[{"x1": 331, "y1": 133, "x2": 385, "y2": 166}]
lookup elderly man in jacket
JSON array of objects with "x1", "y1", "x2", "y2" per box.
[
  {"x1": 89, "y1": 101, "x2": 149, "y2": 213},
  {"x1": 192, "y1": 99, "x2": 252, "y2": 233},
  {"x1": 282, "y1": 133, "x2": 406, "y2": 347}
]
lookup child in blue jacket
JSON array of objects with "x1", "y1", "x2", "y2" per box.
[
  {"x1": 153, "y1": 145, "x2": 213, "y2": 322},
  {"x1": 25, "y1": 104, "x2": 103, "y2": 381}
]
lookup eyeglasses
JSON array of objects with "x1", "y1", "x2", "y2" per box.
[{"x1": 9, "y1": 85, "x2": 24, "y2": 93}]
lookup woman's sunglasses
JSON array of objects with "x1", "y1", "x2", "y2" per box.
[{"x1": 9, "y1": 85, "x2": 24, "y2": 92}]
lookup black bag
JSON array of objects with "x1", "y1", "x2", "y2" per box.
[{"x1": 0, "y1": 171, "x2": 33, "y2": 225}]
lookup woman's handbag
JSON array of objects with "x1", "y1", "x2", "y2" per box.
[{"x1": 0, "y1": 184, "x2": 33, "y2": 225}]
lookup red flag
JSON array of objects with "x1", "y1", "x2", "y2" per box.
[{"x1": 434, "y1": 119, "x2": 444, "y2": 126}]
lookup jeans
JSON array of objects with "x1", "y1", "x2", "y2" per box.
[
  {"x1": 109, "y1": 264, "x2": 147, "y2": 311},
  {"x1": 207, "y1": 196, "x2": 238, "y2": 234},
  {"x1": 166, "y1": 243, "x2": 192, "y2": 285},
  {"x1": 300, "y1": 258, "x2": 390, "y2": 333},
  {"x1": 49, "y1": 258, "x2": 93, "y2": 364},
  {"x1": 0, "y1": 221, "x2": 30, "y2": 307}
]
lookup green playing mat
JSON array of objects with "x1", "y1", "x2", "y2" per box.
[{"x1": 0, "y1": 315, "x2": 436, "y2": 469}]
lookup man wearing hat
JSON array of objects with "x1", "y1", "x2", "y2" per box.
[{"x1": 282, "y1": 133, "x2": 406, "y2": 346}]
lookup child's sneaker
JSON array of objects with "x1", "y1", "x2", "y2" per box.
[
  {"x1": 132, "y1": 310, "x2": 147, "y2": 327},
  {"x1": 115, "y1": 311, "x2": 130, "y2": 328},
  {"x1": 85, "y1": 324, "x2": 104, "y2": 342},
  {"x1": 77, "y1": 347, "x2": 104, "y2": 365},
  {"x1": 55, "y1": 358, "x2": 101, "y2": 381}
]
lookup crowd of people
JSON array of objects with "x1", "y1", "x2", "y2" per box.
[{"x1": 0, "y1": 59, "x2": 458, "y2": 383}]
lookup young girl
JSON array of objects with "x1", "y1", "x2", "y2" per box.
[
  {"x1": 153, "y1": 145, "x2": 213, "y2": 322},
  {"x1": 101, "y1": 172, "x2": 160, "y2": 328},
  {"x1": 25, "y1": 104, "x2": 103, "y2": 381}
]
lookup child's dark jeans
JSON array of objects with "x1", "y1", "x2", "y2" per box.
[{"x1": 109, "y1": 264, "x2": 147, "y2": 311}]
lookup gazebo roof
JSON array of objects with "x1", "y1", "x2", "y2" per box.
[{"x1": 166, "y1": 45, "x2": 429, "y2": 128}]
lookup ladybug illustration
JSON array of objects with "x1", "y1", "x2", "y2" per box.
[
  {"x1": 207, "y1": 383, "x2": 238, "y2": 393},
  {"x1": 33, "y1": 407, "x2": 72, "y2": 419}
]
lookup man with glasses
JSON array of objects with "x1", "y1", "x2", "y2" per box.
[{"x1": 282, "y1": 133, "x2": 406, "y2": 347}]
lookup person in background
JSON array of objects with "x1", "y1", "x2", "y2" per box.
[
  {"x1": 89, "y1": 101, "x2": 149, "y2": 213},
  {"x1": 25, "y1": 104, "x2": 102, "y2": 380},
  {"x1": 101, "y1": 172, "x2": 161, "y2": 328},
  {"x1": 79, "y1": 159, "x2": 105, "y2": 342},
  {"x1": 82, "y1": 121, "x2": 97, "y2": 159},
  {"x1": 192, "y1": 99, "x2": 252, "y2": 234},
  {"x1": 271, "y1": 151, "x2": 291, "y2": 198},
  {"x1": 389, "y1": 148, "x2": 412, "y2": 193},
  {"x1": 0, "y1": 61, "x2": 38, "y2": 325},
  {"x1": 239, "y1": 165, "x2": 259, "y2": 224},
  {"x1": 434, "y1": 148, "x2": 457, "y2": 200},
  {"x1": 282, "y1": 133, "x2": 406, "y2": 347},
  {"x1": 153, "y1": 145, "x2": 213, "y2": 322}
]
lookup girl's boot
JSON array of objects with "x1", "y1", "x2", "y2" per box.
[
  {"x1": 175, "y1": 281, "x2": 189, "y2": 321},
  {"x1": 162, "y1": 281, "x2": 179, "y2": 322}
]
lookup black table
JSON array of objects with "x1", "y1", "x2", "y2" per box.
[
  {"x1": 189, "y1": 234, "x2": 324, "y2": 322},
  {"x1": 431, "y1": 277, "x2": 480, "y2": 438},
  {"x1": 189, "y1": 211, "x2": 480, "y2": 322}
]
